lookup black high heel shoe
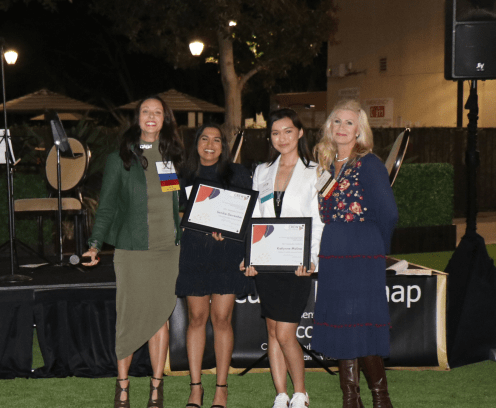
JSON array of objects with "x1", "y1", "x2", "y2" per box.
[
  {"x1": 210, "y1": 384, "x2": 228, "y2": 408},
  {"x1": 186, "y1": 381, "x2": 204, "y2": 408},
  {"x1": 147, "y1": 376, "x2": 164, "y2": 408},
  {"x1": 114, "y1": 378, "x2": 130, "y2": 408}
]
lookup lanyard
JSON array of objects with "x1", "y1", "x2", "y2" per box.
[{"x1": 332, "y1": 160, "x2": 348, "y2": 181}]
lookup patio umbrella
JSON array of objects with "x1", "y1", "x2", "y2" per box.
[
  {"x1": 30, "y1": 112, "x2": 93, "y2": 121},
  {"x1": 118, "y1": 89, "x2": 224, "y2": 113},
  {"x1": 0, "y1": 88, "x2": 104, "y2": 113}
]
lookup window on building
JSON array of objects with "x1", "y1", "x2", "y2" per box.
[{"x1": 380, "y1": 57, "x2": 387, "y2": 72}]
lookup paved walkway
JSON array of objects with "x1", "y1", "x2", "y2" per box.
[{"x1": 453, "y1": 211, "x2": 496, "y2": 245}]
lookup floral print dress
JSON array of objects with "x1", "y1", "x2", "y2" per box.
[{"x1": 311, "y1": 153, "x2": 398, "y2": 360}]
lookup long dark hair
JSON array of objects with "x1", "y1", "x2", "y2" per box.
[
  {"x1": 182, "y1": 124, "x2": 233, "y2": 186},
  {"x1": 119, "y1": 95, "x2": 184, "y2": 172},
  {"x1": 266, "y1": 108, "x2": 314, "y2": 167}
]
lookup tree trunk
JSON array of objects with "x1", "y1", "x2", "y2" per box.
[{"x1": 217, "y1": 31, "x2": 242, "y2": 143}]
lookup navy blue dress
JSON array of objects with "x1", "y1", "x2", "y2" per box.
[
  {"x1": 311, "y1": 153, "x2": 398, "y2": 360},
  {"x1": 175, "y1": 163, "x2": 255, "y2": 297}
]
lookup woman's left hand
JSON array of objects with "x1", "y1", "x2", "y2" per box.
[
  {"x1": 212, "y1": 232, "x2": 224, "y2": 241},
  {"x1": 295, "y1": 262, "x2": 316, "y2": 276}
]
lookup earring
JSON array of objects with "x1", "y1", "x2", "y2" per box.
[{"x1": 356, "y1": 134, "x2": 360, "y2": 139}]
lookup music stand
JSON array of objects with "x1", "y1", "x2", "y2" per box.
[
  {"x1": 45, "y1": 111, "x2": 84, "y2": 268},
  {"x1": 231, "y1": 130, "x2": 244, "y2": 163},
  {"x1": 0, "y1": 129, "x2": 15, "y2": 164},
  {"x1": 385, "y1": 128, "x2": 410, "y2": 187}
]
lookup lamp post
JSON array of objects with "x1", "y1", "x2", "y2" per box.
[
  {"x1": 1, "y1": 44, "x2": 18, "y2": 142},
  {"x1": 0, "y1": 39, "x2": 31, "y2": 282}
]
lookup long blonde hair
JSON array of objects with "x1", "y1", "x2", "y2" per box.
[{"x1": 314, "y1": 99, "x2": 373, "y2": 171}]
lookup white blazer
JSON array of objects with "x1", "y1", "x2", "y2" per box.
[{"x1": 252, "y1": 156, "x2": 325, "y2": 268}]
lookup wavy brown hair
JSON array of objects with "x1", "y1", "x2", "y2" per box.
[{"x1": 314, "y1": 99, "x2": 373, "y2": 171}]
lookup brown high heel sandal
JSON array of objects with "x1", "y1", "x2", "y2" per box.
[
  {"x1": 147, "y1": 376, "x2": 164, "y2": 408},
  {"x1": 114, "y1": 378, "x2": 130, "y2": 408},
  {"x1": 210, "y1": 384, "x2": 228, "y2": 408},
  {"x1": 186, "y1": 382, "x2": 204, "y2": 408}
]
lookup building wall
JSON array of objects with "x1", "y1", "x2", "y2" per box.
[
  {"x1": 327, "y1": 0, "x2": 496, "y2": 127},
  {"x1": 271, "y1": 92, "x2": 328, "y2": 128}
]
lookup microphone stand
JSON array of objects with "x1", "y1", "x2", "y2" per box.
[
  {"x1": 53, "y1": 141, "x2": 84, "y2": 270},
  {"x1": 45, "y1": 111, "x2": 85, "y2": 273}
]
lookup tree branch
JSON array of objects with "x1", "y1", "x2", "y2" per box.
[{"x1": 239, "y1": 65, "x2": 264, "y2": 89}]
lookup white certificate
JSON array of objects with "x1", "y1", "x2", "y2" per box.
[
  {"x1": 246, "y1": 218, "x2": 312, "y2": 272},
  {"x1": 188, "y1": 184, "x2": 251, "y2": 233},
  {"x1": 250, "y1": 223, "x2": 305, "y2": 266}
]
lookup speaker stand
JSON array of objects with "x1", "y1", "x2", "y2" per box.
[{"x1": 464, "y1": 79, "x2": 480, "y2": 235}]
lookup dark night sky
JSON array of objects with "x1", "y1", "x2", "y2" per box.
[{"x1": 1, "y1": 1, "x2": 327, "y2": 124}]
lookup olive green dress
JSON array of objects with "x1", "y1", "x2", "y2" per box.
[{"x1": 113, "y1": 139, "x2": 180, "y2": 360}]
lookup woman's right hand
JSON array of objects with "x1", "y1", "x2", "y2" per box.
[
  {"x1": 240, "y1": 259, "x2": 258, "y2": 276},
  {"x1": 212, "y1": 232, "x2": 225, "y2": 241},
  {"x1": 82, "y1": 248, "x2": 100, "y2": 267}
]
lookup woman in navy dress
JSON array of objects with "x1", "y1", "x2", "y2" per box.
[
  {"x1": 176, "y1": 124, "x2": 253, "y2": 408},
  {"x1": 312, "y1": 99, "x2": 398, "y2": 408}
]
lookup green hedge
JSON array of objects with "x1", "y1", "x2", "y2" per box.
[
  {"x1": 0, "y1": 171, "x2": 54, "y2": 247},
  {"x1": 392, "y1": 163, "x2": 454, "y2": 228}
]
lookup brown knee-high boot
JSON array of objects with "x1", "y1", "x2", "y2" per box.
[
  {"x1": 338, "y1": 359, "x2": 364, "y2": 408},
  {"x1": 358, "y1": 355, "x2": 393, "y2": 408}
]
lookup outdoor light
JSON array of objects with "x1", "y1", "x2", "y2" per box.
[
  {"x1": 4, "y1": 50, "x2": 18, "y2": 65},
  {"x1": 229, "y1": 21, "x2": 237, "y2": 26},
  {"x1": 189, "y1": 41, "x2": 204, "y2": 56}
]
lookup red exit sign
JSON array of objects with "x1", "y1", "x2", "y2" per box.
[{"x1": 370, "y1": 106, "x2": 385, "y2": 118}]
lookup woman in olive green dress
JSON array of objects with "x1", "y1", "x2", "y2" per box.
[{"x1": 82, "y1": 96, "x2": 184, "y2": 408}]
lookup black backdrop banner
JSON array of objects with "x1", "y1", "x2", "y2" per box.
[{"x1": 166, "y1": 272, "x2": 448, "y2": 373}]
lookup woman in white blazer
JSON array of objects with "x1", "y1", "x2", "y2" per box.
[{"x1": 241, "y1": 109, "x2": 324, "y2": 408}]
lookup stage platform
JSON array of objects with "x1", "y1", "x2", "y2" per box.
[{"x1": 0, "y1": 252, "x2": 145, "y2": 379}]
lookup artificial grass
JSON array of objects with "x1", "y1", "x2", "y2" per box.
[
  {"x1": 395, "y1": 244, "x2": 496, "y2": 272},
  {"x1": 2, "y1": 362, "x2": 495, "y2": 407},
  {"x1": 2, "y1": 245, "x2": 495, "y2": 407}
]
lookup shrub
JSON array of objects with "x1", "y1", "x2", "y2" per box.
[{"x1": 392, "y1": 163, "x2": 454, "y2": 228}]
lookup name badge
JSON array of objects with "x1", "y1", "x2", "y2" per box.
[
  {"x1": 259, "y1": 180, "x2": 274, "y2": 204},
  {"x1": 321, "y1": 179, "x2": 338, "y2": 199},
  {"x1": 315, "y1": 170, "x2": 332, "y2": 191},
  {"x1": 155, "y1": 161, "x2": 180, "y2": 192},
  {"x1": 316, "y1": 170, "x2": 337, "y2": 199}
]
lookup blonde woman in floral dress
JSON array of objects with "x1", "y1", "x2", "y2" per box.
[{"x1": 312, "y1": 99, "x2": 398, "y2": 408}]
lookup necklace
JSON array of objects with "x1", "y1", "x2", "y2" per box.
[
  {"x1": 335, "y1": 154, "x2": 349, "y2": 162},
  {"x1": 275, "y1": 160, "x2": 296, "y2": 206}
]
